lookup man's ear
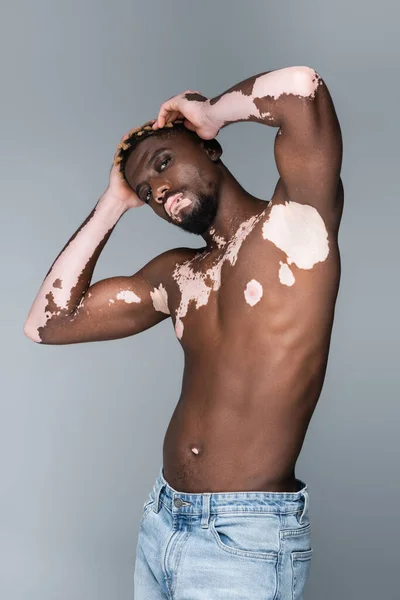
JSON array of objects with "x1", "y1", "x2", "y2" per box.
[{"x1": 202, "y1": 138, "x2": 222, "y2": 162}]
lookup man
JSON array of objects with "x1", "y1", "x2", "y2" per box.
[{"x1": 24, "y1": 65, "x2": 343, "y2": 599}]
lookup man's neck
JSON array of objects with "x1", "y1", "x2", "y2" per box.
[{"x1": 201, "y1": 164, "x2": 268, "y2": 249}]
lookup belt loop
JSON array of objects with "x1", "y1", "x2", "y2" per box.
[
  {"x1": 153, "y1": 480, "x2": 165, "y2": 513},
  {"x1": 299, "y1": 488, "x2": 309, "y2": 524},
  {"x1": 200, "y1": 494, "x2": 211, "y2": 529}
]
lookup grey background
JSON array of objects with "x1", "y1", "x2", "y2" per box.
[{"x1": 1, "y1": 0, "x2": 398, "y2": 598}]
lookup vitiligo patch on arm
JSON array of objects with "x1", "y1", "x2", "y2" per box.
[
  {"x1": 25, "y1": 196, "x2": 127, "y2": 342},
  {"x1": 150, "y1": 283, "x2": 170, "y2": 314},
  {"x1": 262, "y1": 201, "x2": 329, "y2": 286},
  {"x1": 115, "y1": 289, "x2": 141, "y2": 303},
  {"x1": 209, "y1": 66, "x2": 322, "y2": 127}
]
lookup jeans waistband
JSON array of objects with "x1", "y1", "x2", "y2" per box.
[{"x1": 151, "y1": 466, "x2": 310, "y2": 527}]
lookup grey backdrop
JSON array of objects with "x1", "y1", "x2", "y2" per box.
[{"x1": 2, "y1": 0, "x2": 399, "y2": 598}]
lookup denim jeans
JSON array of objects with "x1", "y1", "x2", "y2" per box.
[{"x1": 134, "y1": 466, "x2": 313, "y2": 599}]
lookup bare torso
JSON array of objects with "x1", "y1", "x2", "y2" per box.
[{"x1": 161, "y1": 184, "x2": 343, "y2": 493}]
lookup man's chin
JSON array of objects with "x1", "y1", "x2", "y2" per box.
[
  {"x1": 174, "y1": 216, "x2": 212, "y2": 235},
  {"x1": 169, "y1": 193, "x2": 218, "y2": 235}
]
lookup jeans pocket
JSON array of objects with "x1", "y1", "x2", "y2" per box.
[
  {"x1": 291, "y1": 548, "x2": 313, "y2": 600},
  {"x1": 210, "y1": 512, "x2": 280, "y2": 561}
]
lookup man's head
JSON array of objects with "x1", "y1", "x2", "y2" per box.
[{"x1": 114, "y1": 120, "x2": 223, "y2": 235}]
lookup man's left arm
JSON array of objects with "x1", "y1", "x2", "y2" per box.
[
  {"x1": 152, "y1": 66, "x2": 343, "y2": 224},
  {"x1": 207, "y1": 66, "x2": 343, "y2": 224}
]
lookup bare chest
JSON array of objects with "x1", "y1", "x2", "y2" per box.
[{"x1": 167, "y1": 200, "x2": 339, "y2": 344}]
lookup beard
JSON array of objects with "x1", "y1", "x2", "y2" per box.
[{"x1": 173, "y1": 190, "x2": 219, "y2": 235}]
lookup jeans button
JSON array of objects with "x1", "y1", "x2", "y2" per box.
[{"x1": 174, "y1": 498, "x2": 184, "y2": 508}]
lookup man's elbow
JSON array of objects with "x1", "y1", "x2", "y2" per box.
[
  {"x1": 292, "y1": 66, "x2": 322, "y2": 97},
  {"x1": 23, "y1": 321, "x2": 42, "y2": 343}
]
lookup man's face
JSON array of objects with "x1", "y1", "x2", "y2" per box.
[{"x1": 124, "y1": 131, "x2": 222, "y2": 235}]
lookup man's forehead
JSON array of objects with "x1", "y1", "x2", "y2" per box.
[{"x1": 126, "y1": 136, "x2": 164, "y2": 176}]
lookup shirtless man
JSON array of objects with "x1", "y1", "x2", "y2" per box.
[{"x1": 24, "y1": 65, "x2": 343, "y2": 599}]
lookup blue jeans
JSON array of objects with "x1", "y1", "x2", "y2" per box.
[{"x1": 134, "y1": 466, "x2": 313, "y2": 599}]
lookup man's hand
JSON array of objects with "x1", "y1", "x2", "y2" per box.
[
  {"x1": 152, "y1": 90, "x2": 221, "y2": 140},
  {"x1": 103, "y1": 132, "x2": 146, "y2": 209}
]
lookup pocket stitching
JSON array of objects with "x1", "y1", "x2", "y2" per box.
[
  {"x1": 291, "y1": 548, "x2": 313, "y2": 600},
  {"x1": 281, "y1": 522, "x2": 311, "y2": 538},
  {"x1": 210, "y1": 515, "x2": 279, "y2": 561}
]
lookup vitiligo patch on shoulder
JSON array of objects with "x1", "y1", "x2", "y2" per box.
[{"x1": 262, "y1": 201, "x2": 329, "y2": 286}]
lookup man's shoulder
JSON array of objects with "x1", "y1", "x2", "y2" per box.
[{"x1": 140, "y1": 246, "x2": 199, "y2": 287}]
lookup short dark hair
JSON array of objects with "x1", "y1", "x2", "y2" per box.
[{"x1": 114, "y1": 119, "x2": 190, "y2": 182}]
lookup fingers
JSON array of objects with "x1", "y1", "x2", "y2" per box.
[
  {"x1": 153, "y1": 93, "x2": 187, "y2": 129},
  {"x1": 183, "y1": 119, "x2": 196, "y2": 131},
  {"x1": 152, "y1": 110, "x2": 182, "y2": 130}
]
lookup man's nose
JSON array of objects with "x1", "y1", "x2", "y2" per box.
[{"x1": 154, "y1": 184, "x2": 170, "y2": 204}]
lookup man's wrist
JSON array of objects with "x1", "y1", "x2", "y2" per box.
[
  {"x1": 97, "y1": 192, "x2": 130, "y2": 221},
  {"x1": 206, "y1": 88, "x2": 256, "y2": 131},
  {"x1": 207, "y1": 67, "x2": 319, "y2": 132}
]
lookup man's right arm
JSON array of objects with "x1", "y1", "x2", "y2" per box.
[
  {"x1": 24, "y1": 252, "x2": 177, "y2": 345},
  {"x1": 23, "y1": 131, "x2": 180, "y2": 345}
]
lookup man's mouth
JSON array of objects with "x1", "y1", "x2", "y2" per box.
[
  {"x1": 164, "y1": 193, "x2": 193, "y2": 219},
  {"x1": 164, "y1": 193, "x2": 183, "y2": 215}
]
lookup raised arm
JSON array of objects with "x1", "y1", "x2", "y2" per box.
[
  {"x1": 23, "y1": 132, "x2": 173, "y2": 345},
  {"x1": 152, "y1": 66, "x2": 343, "y2": 226},
  {"x1": 209, "y1": 66, "x2": 343, "y2": 221}
]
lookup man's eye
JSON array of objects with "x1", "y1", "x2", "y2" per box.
[
  {"x1": 159, "y1": 157, "x2": 171, "y2": 171},
  {"x1": 145, "y1": 189, "x2": 152, "y2": 203}
]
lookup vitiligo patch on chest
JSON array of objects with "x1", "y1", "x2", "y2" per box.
[
  {"x1": 172, "y1": 209, "x2": 268, "y2": 339},
  {"x1": 171, "y1": 200, "x2": 328, "y2": 339},
  {"x1": 244, "y1": 279, "x2": 263, "y2": 306}
]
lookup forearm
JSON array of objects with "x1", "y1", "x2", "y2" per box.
[
  {"x1": 24, "y1": 194, "x2": 128, "y2": 342},
  {"x1": 207, "y1": 65, "x2": 321, "y2": 130}
]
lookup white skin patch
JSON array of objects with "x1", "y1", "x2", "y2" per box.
[
  {"x1": 209, "y1": 66, "x2": 321, "y2": 126},
  {"x1": 262, "y1": 201, "x2": 329, "y2": 285},
  {"x1": 244, "y1": 279, "x2": 263, "y2": 306},
  {"x1": 115, "y1": 289, "x2": 141, "y2": 303},
  {"x1": 209, "y1": 226, "x2": 227, "y2": 248},
  {"x1": 24, "y1": 195, "x2": 127, "y2": 341},
  {"x1": 191, "y1": 447, "x2": 199, "y2": 454},
  {"x1": 278, "y1": 262, "x2": 296, "y2": 286},
  {"x1": 150, "y1": 283, "x2": 170, "y2": 314},
  {"x1": 173, "y1": 209, "x2": 267, "y2": 339},
  {"x1": 213, "y1": 234, "x2": 226, "y2": 248}
]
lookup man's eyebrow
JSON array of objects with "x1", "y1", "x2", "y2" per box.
[
  {"x1": 135, "y1": 147, "x2": 171, "y2": 195},
  {"x1": 145, "y1": 147, "x2": 170, "y2": 170}
]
